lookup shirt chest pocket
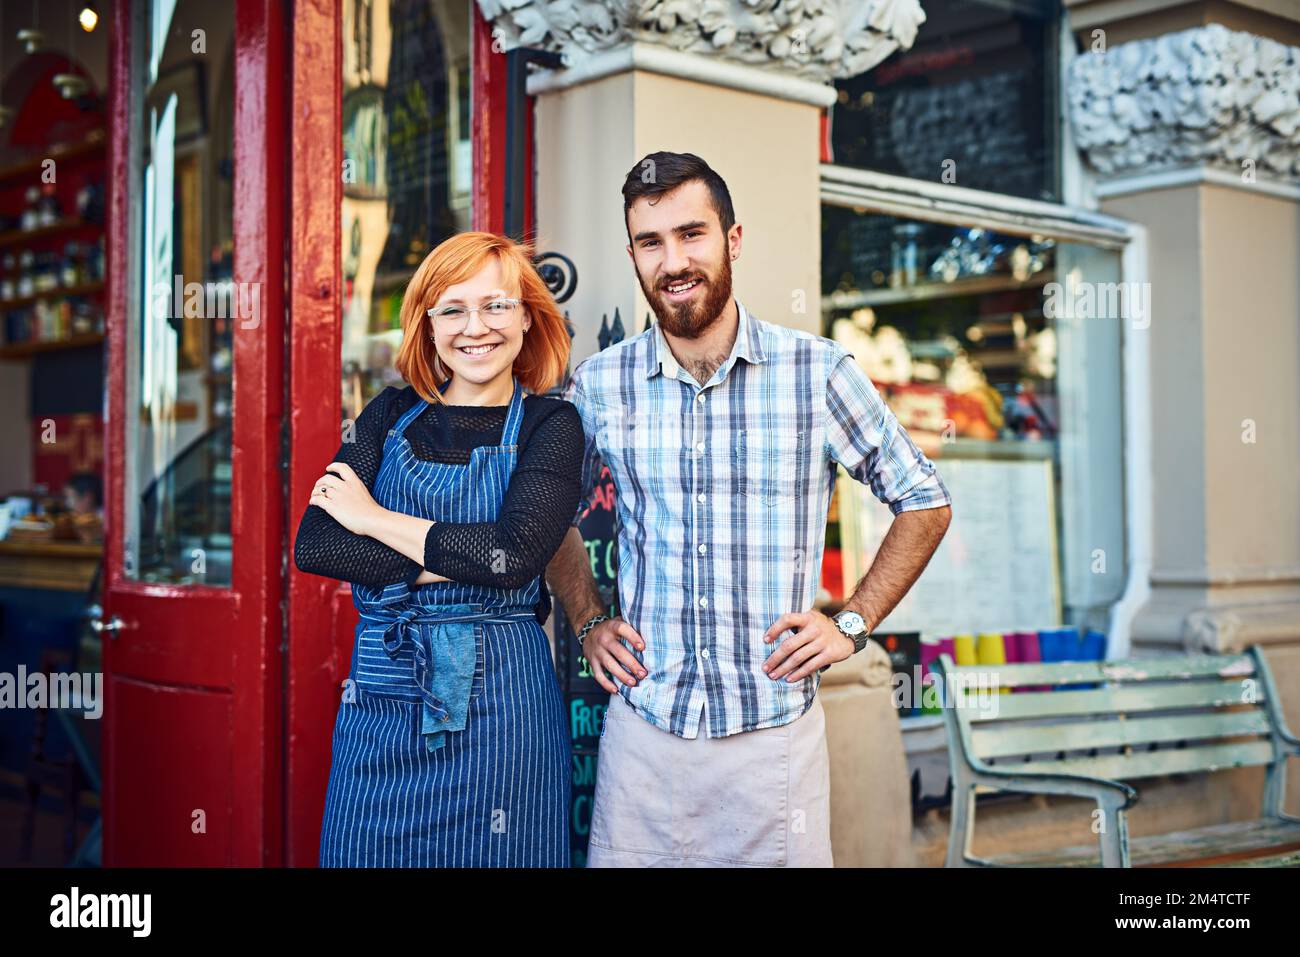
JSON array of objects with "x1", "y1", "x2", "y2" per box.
[{"x1": 734, "y1": 429, "x2": 805, "y2": 506}]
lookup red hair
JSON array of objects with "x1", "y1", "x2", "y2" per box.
[{"x1": 394, "y1": 232, "x2": 571, "y2": 402}]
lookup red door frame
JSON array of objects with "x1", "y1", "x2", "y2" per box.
[
  {"x1": 104, "y1": 0, "x2": 286, "y2": 865},
  {"x1": 284, "y1": 2, "x2": 531, "y2": 866}
]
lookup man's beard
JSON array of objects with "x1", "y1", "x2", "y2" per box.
[{"x1": 638, "y1": 252, "x2": 733, "y2": 340}]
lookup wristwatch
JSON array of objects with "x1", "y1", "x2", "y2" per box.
[{"x1": 833, "y1": 610, "x2": 872, "y2": 653}]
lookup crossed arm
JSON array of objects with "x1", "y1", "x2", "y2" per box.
[
  {"x1": 293, "y1": 389, "x2": 585, "y2": 591},
  {"x1": 305, "y1": 461, "x2": 448, "y2": 584}
]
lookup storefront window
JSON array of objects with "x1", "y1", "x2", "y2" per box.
[
  {"x1": 829, "y1": 0, "x2": 1061, "y2": 202},
  {"x1": 823, "y1": 205, "x2": 1127, "y2": 637},
  {"x1": 125, "y1": 0, "x2": 236, "y2": 585},
  {"x1": 341, "y1": 0, "x2": 473, "y2": 422}
]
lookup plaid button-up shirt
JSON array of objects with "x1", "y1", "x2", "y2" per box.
[{"x1": 564, "y1": 300, "x2": 951, "y2": 738}]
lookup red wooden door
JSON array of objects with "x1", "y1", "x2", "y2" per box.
[
  {"x1": 284, "y1": 1, "x2": 526, "y2": 866},
  {"x1": 101, "y1": 0, "x2": 285, "y2": 866}
]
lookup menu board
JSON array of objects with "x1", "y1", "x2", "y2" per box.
[
  {"x1": 839, "y1": 457, "x2": 1061, "y2": 636},
  {"x1": 552, "y1": 463, "x2": 620, "y2": 867}
]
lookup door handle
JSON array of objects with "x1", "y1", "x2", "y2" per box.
[{"x1": 90, "y1": 615, "x2": 125, "y2": 639}]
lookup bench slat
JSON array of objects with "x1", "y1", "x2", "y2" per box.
[
  {"x1": 960, "y1": 681, "x2": 1263, "y2": 722},
  {"x1": 1005, "y1": 740, "x2": 1275, "y2": 781},
  {"x1": 971, "y1": 710, "x2": 1274, "y2": 759},
  {"x1": 942, "y1": 653, "x2": 1255, "y2": 688},
  {"x1": 988, "y1": 818, "x2": 1300, "y2": 867}
]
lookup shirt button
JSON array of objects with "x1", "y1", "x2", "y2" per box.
[
  {"x1": 698, "y1": 544, "x2": 706, "y2": 554},
  {"x1": 697, "y1": 493, "x2": 706, "y2": 503},
  {"x1": 701, "y1": 648, "x2": 711, "y2": 659},
  {"x1": 696, "y1": 442, "x2": 705, "y2": 453},
  {"x1": 699, "y1": 596, "x2": 708, "y2": 608},
  {"x1": 696, "y1": 393, "x2": 706, "y2": 404}
]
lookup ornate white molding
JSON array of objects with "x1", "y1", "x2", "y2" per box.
[
  {"x1": 1068, "y1": 24, "x2": 1300, "y2": 182},
  {"x1": 475, "y1": 0, "x2": 926, "y2": 86}
]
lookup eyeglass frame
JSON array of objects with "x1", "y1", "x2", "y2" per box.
[{"x1": 425, "y1": 297, "x2": 524, "y2": 333}]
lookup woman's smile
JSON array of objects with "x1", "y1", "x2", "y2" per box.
[{"x1": 456, "y1": 340, "x2": 502, "y2": 358}]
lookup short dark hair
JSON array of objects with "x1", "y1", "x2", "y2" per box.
[
  {"x1": 621, "y1": 152, "x2": 735, "y2": 239},
  {"x1": 67, "y1": 471, "x2": 102, "y2": 508}
]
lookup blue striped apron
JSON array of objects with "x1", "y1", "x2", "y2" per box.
[{"x1": 319, "y1": 376, "x2": 570, "y2": 867}]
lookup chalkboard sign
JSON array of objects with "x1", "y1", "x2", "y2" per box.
[{"x1": 552, "y1": 463, "x2": 620, "y2": 867}]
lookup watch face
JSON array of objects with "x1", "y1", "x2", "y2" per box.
[{"x1": 836, "y1": 611, "x2": 866, "y2": 635}]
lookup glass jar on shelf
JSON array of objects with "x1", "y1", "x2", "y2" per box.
[
  {"x1": 38, "y1": 182, "x2": 62, "y2": 226},
  {"x1": 21, "y1": 186, "x2": 40, "y2": 231},
  {"x1": 70, "y1": 298, "x2": 98, "y2": 335},
  {"x1": 0, "y1": 253, "x2": 13, "y2": 300},
  {"x1": 17, "y1": 250, "x2": 36, "y2": 298},
  {"x1": 890, "y1": 223, "x2": 922, "y2": 288},
  {"x1": 33, "y1": 252, "x2": 59, "y2": 292},
  {"x1": 61, "y1": 242, "x2": 81, "y2": 286},
  {"x1": 76, "y1": 180, "x2": 105, "y2": 225}
]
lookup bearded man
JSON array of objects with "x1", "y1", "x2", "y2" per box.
[{"x1": 546, "y1": 151, "x2": 953, "y2": 867}]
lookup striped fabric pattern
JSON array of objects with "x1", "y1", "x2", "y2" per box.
[
  {"x1": 319, "y1": 619, "x2": 570, "y2": 867},
  {"x1": 319, "y1": 376, "x2": 569, "y2": 866},
  {"x1": 564, "y1": 300, "x2": 951, "y2": 739}
]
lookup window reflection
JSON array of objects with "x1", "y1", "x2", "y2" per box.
[
  {"x1": 822, "y1": 208, "x2": 1059, "y2": 458},
  {"x1": 829, "y1": 0, "x2": 1060, "y2": 202},
  {"x1": 823, "y1": 205, "x2": 1128, "y2": 633},
  {"x1": 127, "y1": 0, "x2": 235, "y2": 585},
  {"x1": 341, "y1": 0, "x2": 472, "y2": 423}
]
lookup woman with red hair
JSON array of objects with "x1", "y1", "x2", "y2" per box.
[{"x1": 294, "y1": 232, "x2": 582, "y2": 867}]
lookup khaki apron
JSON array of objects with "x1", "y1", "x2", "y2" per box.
[{"x1": 586, "y1": 692, "x2": 833, "y2": 867}]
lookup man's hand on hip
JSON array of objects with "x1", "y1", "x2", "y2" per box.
[
  {"x1": 762, "y1": 611, "x2": 855, "y2": 682},
  {"x1": 583, "y1": 618, "x2": 647, "y2": 694}
]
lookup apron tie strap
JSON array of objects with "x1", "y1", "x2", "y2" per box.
[{"x1": 358, "y1": 601, "x2": 536, "y2": 752}]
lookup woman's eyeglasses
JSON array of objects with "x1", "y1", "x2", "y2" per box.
[{"x1": 426, "y1": 297, "x2": 522, "y2": 333}]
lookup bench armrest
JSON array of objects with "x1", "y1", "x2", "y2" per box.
[
  {"x1": 946, "y1": 762, "x2": 1138, "y2": 867},
  {"x1": 967, "y1": 761, "x2": 1139, "y2": 809}
]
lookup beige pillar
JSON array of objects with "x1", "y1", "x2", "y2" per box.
[{"x1": 1066, "y1": 3, "x2": 1300, "y2": 692}]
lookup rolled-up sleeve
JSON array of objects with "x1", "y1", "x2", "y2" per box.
[
  {"x1": 562, "y1": 364, "x2": 605, "y2": 527},
  {"x1": 825, "y1": 349, "x2": 951, "y2": 515}
]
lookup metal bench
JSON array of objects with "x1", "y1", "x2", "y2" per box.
[{"x1": 934, "y1": 646, "x2": 1300, "y2": 867}]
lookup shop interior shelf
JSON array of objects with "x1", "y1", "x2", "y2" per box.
[
  {"x1": 0, "y1": 131, "x2": 106, "y2": 186},
  {"x1": 0, "y1": 331, "x2": 104, "y2": 359},
  {"x1": 825, "y1": 270, "x2": 1055, "y2": 310},
  {"x1": 0, "y1": 280, "x2": 105, "y2": 312},
  {"x1": 0, "y1": 217, "x2": 98, "y2": 249}
]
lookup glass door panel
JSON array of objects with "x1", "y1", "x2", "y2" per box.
[
  {"x1": 340, "y1": 0, "x2": 473, "y2": 423},
  {"x1": 125, "y1": 0, "x2": 236, "y2": 586}
]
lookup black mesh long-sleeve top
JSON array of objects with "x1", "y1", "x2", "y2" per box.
[{"x1": 292, "y1": 384, "x2": 584, "y2": 625}]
